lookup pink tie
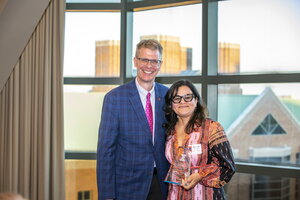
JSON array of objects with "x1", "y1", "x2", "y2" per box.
[{"x1": 146, "y1": 92, "x2": 153, "y2": 134}]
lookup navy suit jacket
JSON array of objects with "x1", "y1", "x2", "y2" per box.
[{"x1": 97, "y1": 80, "x2": 169, "y2": 200}]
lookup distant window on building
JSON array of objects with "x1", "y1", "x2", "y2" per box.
[
  {"x1": 252, "y1": 114, "x2": 286, "y2": 135},
  {"x1": 252, "y1": 157, "x2": 291, "y2": 200},
  {"x1": 253, "y1": 156, "x2": 290, "y2": 164},
  {"x1": 296, "y1": 178, "x2": 300, "y2": 200},
  {"x1": 251, "y1": 175, "x2": 290, "y2": 200},
  {"x1": 78, "y1": 191, "x2": 91, "y2": 200},
  {"x1": 297, "y1": 152, "x2": 300, "y2": 164}
]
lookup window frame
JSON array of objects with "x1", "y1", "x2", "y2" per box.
[{"x1": 64, "y1": 0, "x2": 300, "y2": 179}]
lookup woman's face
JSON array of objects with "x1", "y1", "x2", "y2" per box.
[{"x1": 171, "y1": 85, "x2": 198, "y2": 119}]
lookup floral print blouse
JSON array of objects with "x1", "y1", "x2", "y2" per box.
[{"x1": 165, "y1": 119, "x2": 236, "y2": 200}]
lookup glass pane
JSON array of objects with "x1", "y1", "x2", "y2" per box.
[
  {"x1": 218, "y1": 0, "x2": 300, "y2": 74},
  {"x1": 225, "y1": 173, "x2": 299, "y2": 200},
  {"x1": 84, "y1": 191, "x2": 90, "y2": 199},
  {"x1": 218, "y1": 83, "x2": 300, "y2": 166},
  {"x1": 65, "y1": 160, "x2": 97, "y2": 200},
  {"x1": 64, "y1": 12, "x2": 120, "y2": 77},
  {"x1": 64, "y1": 85, "x2": 118, "y2": 152},
  {"x1": 132, "y1": 4, "x2": 202, "y2": 77},
  {"x1": 78, "y1": 192, "x2": 82, "y2": 200}
]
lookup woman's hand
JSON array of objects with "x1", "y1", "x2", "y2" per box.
[{"x1": 181, "y1": 173, "x2": 202, "y2": 190}]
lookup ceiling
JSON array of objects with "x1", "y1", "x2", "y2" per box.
[{"x1": 0, "y1": 0, "x2": 50, "y2": 91}]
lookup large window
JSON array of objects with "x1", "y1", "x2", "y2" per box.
[
  {"x1": 226, "y1": 172, "x2": 298, "y2": 200},
  {"x1": 218, "y1": 0, "x2": 300, "y2": 74},
  {"x1": 132, "y1": 4, "x2": 202, "y2": 77},
  {"x1": 64, "y1": 85, "x2": 118, "y2": 153},
  {"x1": 64, "y1": 12, "x2": 121, "y2": 77},
  {"x1": 218, "y1": 83, "x2": 300, "y2": 164},
  {"x1": 64, "y1": 0, "x2": 300, "y2": 199}
]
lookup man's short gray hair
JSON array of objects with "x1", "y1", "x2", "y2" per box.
[{"x1": 135, "y1": 39, "x2": 163, "y2": 59}]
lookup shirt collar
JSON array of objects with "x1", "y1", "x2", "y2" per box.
[{"x1": 135, "y1": 78, "x2": 155, "y2": 97}]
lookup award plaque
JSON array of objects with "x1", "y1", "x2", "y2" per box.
[{"x1": 165, "y1": 147, "x2": 191, "y2": 185}]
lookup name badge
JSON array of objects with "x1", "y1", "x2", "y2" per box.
[{"x1": 189, "y1": 144, "x2": 202, "y2": 154}]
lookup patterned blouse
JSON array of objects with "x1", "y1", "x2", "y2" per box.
[{"x1": 165, "y1": 119, "x2": 236, "y2": 200}]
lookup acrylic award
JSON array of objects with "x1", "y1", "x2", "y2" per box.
[{"x1": 165, "y1": 147, "x2": 191, "y2": 185}]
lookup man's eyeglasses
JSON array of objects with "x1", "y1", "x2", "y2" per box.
[
  {"x1": 136, "y1": 57, "x2": 162, "y2": 67},
  {"x1": 171, "y1": 94, "x2": 195, "y2": 104}
]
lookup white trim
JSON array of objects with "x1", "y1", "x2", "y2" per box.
[{"x1": 249, "y1": 146, "x2": 291, "y2": 158}]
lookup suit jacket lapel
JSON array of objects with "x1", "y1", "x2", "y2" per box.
[
  {"x1": 128, "y1": 80, "x2": 153, "y2": 144},
  {"x1": 154, "y1": 84, "x2": 165, "y2": 146}
]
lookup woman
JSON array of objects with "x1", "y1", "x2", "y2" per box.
[{"x1": 164, "y1": 79, "x2": 236, "y2": 200}]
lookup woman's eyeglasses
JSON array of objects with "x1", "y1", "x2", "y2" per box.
[{"x1": 171, "y1": 94, "x2": 194, "y2": 104}]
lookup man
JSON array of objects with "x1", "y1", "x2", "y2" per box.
[{"x1": 97, "y1": 39, "x2": 169, "y2": 200}]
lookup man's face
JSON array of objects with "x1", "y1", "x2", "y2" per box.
[{"x1": 134, "y1": 47, "x2": 162, "y2": 85}]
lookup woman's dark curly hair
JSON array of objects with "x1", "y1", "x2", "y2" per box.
[{"x1": 164, "y1": 79, "x2": 208, "y2": 136}]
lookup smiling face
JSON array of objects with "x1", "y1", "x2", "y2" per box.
[
  {"x1": 172, "y1": 85, "x2": 198, "y2": 119},
  {"x1": 134, "y1": 47, "x2": 161, "y2": 89}
]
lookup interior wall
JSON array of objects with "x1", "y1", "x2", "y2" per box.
[{"x1": 0, "y1": 0, "x2": 50, "y2": 91}]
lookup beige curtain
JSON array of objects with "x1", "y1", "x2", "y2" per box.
[{"x1": 0, "y1": 0, "x2": 65, "y2": 199}]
